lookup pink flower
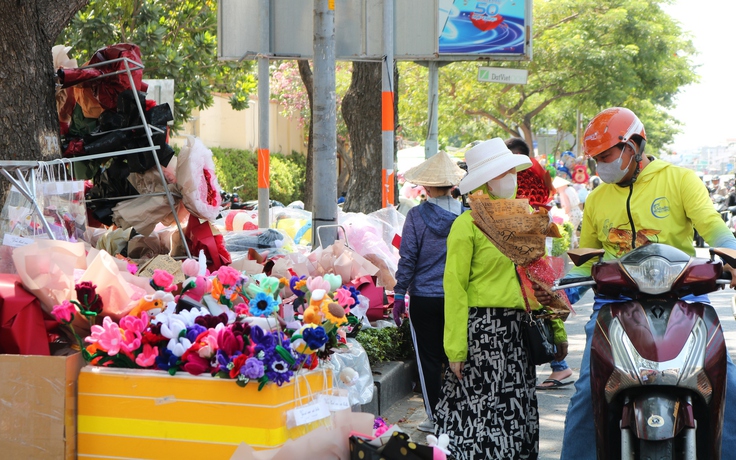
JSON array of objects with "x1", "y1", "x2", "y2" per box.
[
  {"x1": 135, "y1": 343, "x2": 159, "y2": 368},
  {"x1": 334, "y1": 287, "x2": 356, "y2": 307},
  {"x1": 306, "y1": 276, "x2": 331, "y2": 293},
  {"x1": 51, "y1": 300, "x2": 77, "y2": 324},
  {"x1": 181, "y1": 258, "x2": 200, "y2": 277},
  {"x1": 86, "y1": 316, "x2": 123, "y2": 356},
  {"x1": 127, "y1": 263, "x2": 138, "y2": 275},
  {"x1": 196, "y1": 329, "x2": 219, "y2": 359},
  {"x1": 216, "y1": 266, "x2": 241, "y2": 286},
  {"x1": 119, "y1": 313, "x2": 148, "y2": 353},
  {"x1": 152, "y1": 270, "x2": 175, "y2": 290}
]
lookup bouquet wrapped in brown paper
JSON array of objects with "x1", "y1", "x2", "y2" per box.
[{"x1": 468, "y1": 191, "x2": 573, "y2": 319}]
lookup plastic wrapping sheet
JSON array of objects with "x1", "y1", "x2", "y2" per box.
[
  {"x1": 325, "y1": 338, "x2": 374, "y2": 406},
  {"x1": 272, "y1": 208, "x2": 313, "y2": 247},
  {"x1": 224, "y1": 228, "x2": 295, "y2": 257},
  {"x1": 339, "y1": 209, "x2": 403, "y2": 289}
]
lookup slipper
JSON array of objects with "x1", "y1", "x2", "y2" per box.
[{"x1": 536, "y1": 378, "x2": 574, "y2": 390}]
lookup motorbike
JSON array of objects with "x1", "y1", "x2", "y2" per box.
[{"x1": 556, "y1": 243, "x2": 736, "y2": 459}]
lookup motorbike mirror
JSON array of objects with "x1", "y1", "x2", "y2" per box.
[
  {"x1": 567, "y1": 248, "x2": 605, "y2": 267},
  {"x1": 710, "y1": 247, "x2": 736, "y2": 268}
]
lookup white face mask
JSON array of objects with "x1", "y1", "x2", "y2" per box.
[
  {"x1": 597, "y1": 147, "x2": 633, "y2": 184},
  {"x1": 487, "y1": 173, "x2": 517, "y2": 199}
]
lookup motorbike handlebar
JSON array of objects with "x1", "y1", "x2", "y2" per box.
[{"x1": 552, "y1": 276, "x2": 595, "y2": 291}]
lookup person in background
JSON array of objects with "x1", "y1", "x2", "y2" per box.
[
  {"x1": 506, "y1": 137, "x2": 555, "y2": 210},
  {"x1": 436, "y1": 138, "x2": 568, "y2": 459},
  {"x1": 534, "y1": 107, "x2": 736, "y2": 459},
  {"x1": 393, "y1": 151, "x2": 465, "y2": 433}
]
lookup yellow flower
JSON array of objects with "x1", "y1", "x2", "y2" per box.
[{"x1": 322, "y1": 302, "x2": 347, "y2": 326}]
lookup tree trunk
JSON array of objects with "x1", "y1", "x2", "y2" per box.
[
  {"x1": 342, "y1": 61, "x2": 382, "y2": 213},
  {"x1": 297, "y1": 60, "x2": 314, "y2": 211},
  {"x1": 336, "y1": 137, "x2": 352, "y2": 196},
  {"x1": 0, "y1": 0, "x2": 87, "y2": 205}
]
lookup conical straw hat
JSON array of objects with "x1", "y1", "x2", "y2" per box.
[{"x1": 404, "y1": 151, "x2": 465, "y2": 187}]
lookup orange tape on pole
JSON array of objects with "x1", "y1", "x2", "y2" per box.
[
  {"x1": 258, "y1": 148, "x2": 270, "y2": 188},
  {"x1": 387, "y1": 170, "x2": 395, "y2": 206},
  {"x1": 382, "y1": 92, "x2": 394, "y2": 131}
]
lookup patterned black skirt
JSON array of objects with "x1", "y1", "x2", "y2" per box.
[{"x1": 435, "y1": 307, "x2": 538, "y2": 460}]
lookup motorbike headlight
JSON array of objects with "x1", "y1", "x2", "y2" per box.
[{"x1": 622, "y1": 256, "x2": 687, "y2": 294}]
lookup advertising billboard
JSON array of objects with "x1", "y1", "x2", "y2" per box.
[{"x1": 439, "y1": 0, "x2": 530, "y2": 59}]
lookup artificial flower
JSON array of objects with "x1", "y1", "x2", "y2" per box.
[
  {"x1": 86, "y1": 316, "x2": 124, "y2": 356},
  {"x1": 289, "y1": 276, "x2": 307, "y2": 297},
  {"x1": 182, "y1": 351, "x2": 210, "y2": 375},
  {"x1": 243, "y1": 357, "x2": 265, "y2": 379},
  {"x1": 334, "y1": 287, "x2": 356, "y2": 308},
  {"x1": 249, "y1": 292, "x2": 279, "y2": 317},
  {"x1": 216, "y1": 266, "x2": 242, "y2": 286},
  {"x1": 230, "y1": 354, "x2": 249, "y2": 379},
  {"x1": 302, "y1": 326, "x2": 329, "y2": 351},
  {"x1": 151, "y1": 269, "x2": 176, "y2": 291},
  {"x1": 75, "y1": 281, "x2": 103, "y2": 313},
  {"x1": 51, "y1": 300, "x2": 77, "y2": 324},
  {"x1": 323, "y1": 274, "x2": 342, "y2": 292},
  {"x1": 266, "y1": 357, "x2": 293, "y2": 386},
  {"x1": 323, "y1": 302, "x2": 348, "y2": 326},
  {"x1": 181, "y1": 258, "x2": 201, "y2": 277},
  {"x1": 306, "y1": 276, "x2": 330, "y2": 293},
  {"x1": 135, "y1": 343, "x2": 159, "y2": 368}
]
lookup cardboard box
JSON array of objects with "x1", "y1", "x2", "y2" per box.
[
  {"x1": 0, "y1": 353, "x2": 85, "y2": 459},
  {"x1": 77, "y1": 366, "x2": 332, "y2": 459}
]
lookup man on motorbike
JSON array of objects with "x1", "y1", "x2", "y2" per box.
[{"x1": 534, "y1": 107, "x2": 736, "y2": 459}]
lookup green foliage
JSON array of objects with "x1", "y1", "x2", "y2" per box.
[
  {"x1": 551, "y1": 221, "x2": 575, "y2": 257},
  {"x1": 57, "y1": 0, "x2": 256, "y2": 132},
  {"x1": 355, "y1": 321, "x2": 415, "y2": 366},
  {"x1": 398, "y1": 0, "x2": 697, "y2": 153},
  {"x1": 211, "y1": 148, "x2": 306, "y2": 204}
]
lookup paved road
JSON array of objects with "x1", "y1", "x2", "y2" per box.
[{"x1": 385, "y1": 248, "x2": 736, "y2": 459}]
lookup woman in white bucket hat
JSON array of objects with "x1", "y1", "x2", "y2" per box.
[
  {"x1": 436, "y1": 138, "x2": 568, "y2": 459},
  {"x1": 394, "y1": 151, "x2": 464, "y2": 433}
]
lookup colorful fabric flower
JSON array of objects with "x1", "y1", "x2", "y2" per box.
[
  {"x1": 51, "y1": 300, "x2": 77, "y2": 324},
  {"x1": 266, "y1": 357, "x2": 293, "y2": 386},
  {"x1": 306, "y1": 276, "x2": 330, "y2": 293},
  {"x1": 289, "y1": 276, "x2": 307, "y2": 297},
  {"x1": 322, "y1": 302, "x2": 348, "y2": 326},
  {"x1": 151, "y1": 269, "x2": 175, "y2": 291},
  {"x1": 86, "y1": 316, "x2": 124, "y2": 356},
  {"x1": 323, "y1": 274, "x2": 342, "y2": 292},
  {"x1": 216, "y1": 266, "x2": 242, "y2": 286},
  {"x1": 135, "y1": 343, "x2": 159, "y2": 368},
  {"x1": 303, "y1": 326, "x2": 329, "y2": 351},
  {"x1": 181, "y1": 258, "x2": 201, "y2": 277},
  {"x1": 334, "y1": 287, "x2": 355, "y2": 308},
  {"x1": 75, "y1": 281, "x2": 103, "y2": 313},
  {"x1": 249, "y1": 292, "x2": 279, "y2": 317},
  {"x1": 243, "y1": 357, "x2": 265, "y2": 379}
]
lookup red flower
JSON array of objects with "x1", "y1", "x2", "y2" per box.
[
  {"x1": 75, "y1": 281, "x2": 103, "y2": 313},
  {"x1": 229, "y1": 354, "x2": 248, "y2": 379}
]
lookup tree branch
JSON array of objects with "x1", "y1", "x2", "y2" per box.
[{"x1": 41, "y1": 0, "x2": 89, "y2": 44}]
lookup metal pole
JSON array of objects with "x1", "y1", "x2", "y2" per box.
[
  {"x1": 425, "y1": 60, "x2": 439, "y2": 159},
  {"x1": 311, "y1": 0, "x2": 338, "y2": 247},
  {"x1": 381, "y1": 0, "x2": 395, "y2": 207},
  {"x1": 257, "y1": 0, "x2": 271, "y2": 229}
]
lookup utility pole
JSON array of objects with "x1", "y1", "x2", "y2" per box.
[
  {"x1": 381, "y1": 0, "x2": 395, "y2": 207},
  {"x1": 257, "y1": 0, "x2": 270, "y2": 229},
  {"x1": 311, "y1": 0, "x2": 338, "y2": 247}
]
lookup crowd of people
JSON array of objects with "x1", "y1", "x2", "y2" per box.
[{"x1": 392, "y1": 106, "x2": 736, "y2": 459}]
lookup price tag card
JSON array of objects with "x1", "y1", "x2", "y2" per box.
[
  {"x1": 292, "y1": 400, "x2": 331, "y2": 426},
  {"x1": 3, "y1": 234, "x2": 34, "y2": 248},
  {"x1": 318, "y1": 393, "x2": 351, "y2": 412}
]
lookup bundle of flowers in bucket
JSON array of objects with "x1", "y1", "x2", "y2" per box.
[{"x1": 49, "y1": 252, "x2": 376, "y2": 456}]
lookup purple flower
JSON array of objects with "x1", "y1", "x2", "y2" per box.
[
  {"x1": 265, "y1": 358, "x2": 293, "y2": 386},
  {"x1": 156, "y1": 348, "x2": 179, "y2": 372},
  {"x1": 242, "y1": 357, "x2": 265, "y2": 379},
  {"x1": 186, "y1": 324, "x2": 207, "y2": 343}
]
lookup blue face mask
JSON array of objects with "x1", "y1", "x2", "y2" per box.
[{"x1": 597, "y1": 148, "x2": 633, "y2": 184}]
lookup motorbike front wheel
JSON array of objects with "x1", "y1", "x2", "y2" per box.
[{"x1": 639, "y1": 439, "x2": 675, "y2": 460}]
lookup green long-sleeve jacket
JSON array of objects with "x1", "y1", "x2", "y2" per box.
[{"x1": 443, "y1": 210, "x2": 567, "y2": 363}]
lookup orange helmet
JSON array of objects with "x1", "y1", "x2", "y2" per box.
[{"x1": 583, "y1": 107, "x2": 646, "y2": 158}]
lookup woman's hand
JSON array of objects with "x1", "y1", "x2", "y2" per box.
[
  {"x1": 554, "y1": 341, "x2": 569, "y2": 361},
  {"x1": 449, "y1": 362, "x2": 464, "y2": 380},
  {"x1": 532, "y1": 283, "x2": 553, "y2": 305}
]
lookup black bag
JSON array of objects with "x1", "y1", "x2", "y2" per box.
[
  {"x1": 522, "y1": 312, "x2": 556, "y2": 365},
  {"x1": 349, "y1": 432, "x2": 435, "y2": 460}
]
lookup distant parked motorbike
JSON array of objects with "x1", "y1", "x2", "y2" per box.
[{"x1": 557, "y1": 243, "x2": 736, "y2": 459}]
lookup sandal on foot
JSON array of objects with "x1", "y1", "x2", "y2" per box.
[{"x1": 536, "y1": 378, "x2": 574, "y2": 390}]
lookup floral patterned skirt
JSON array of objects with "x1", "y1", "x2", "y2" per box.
[{"x1": 435, "y1": 307, "x2": 538, "y2": 460}]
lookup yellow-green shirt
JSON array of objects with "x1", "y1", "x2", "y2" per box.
[{"x1": 443, "y1": 210, "x2": 567, "y2": 362}]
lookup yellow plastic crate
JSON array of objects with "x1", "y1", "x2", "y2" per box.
[{"x1": 77, "y1": 366, "x2": 332, "y2": 459}]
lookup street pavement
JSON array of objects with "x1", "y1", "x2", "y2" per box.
[{"x1": 382, "y1": 248, "x2": 736, "y2": 459}]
